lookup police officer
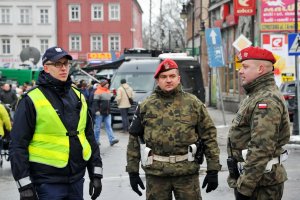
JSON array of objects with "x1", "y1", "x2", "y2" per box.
[
  {"x1": 126, "y1": 59, "x2": 221, "y2": 199},
  {"x1": 227, "y1": 46, "x2": 290, "y2": 200},
  {"x1": 10, "y1": 46, "x2": 103, "y2": 200}
]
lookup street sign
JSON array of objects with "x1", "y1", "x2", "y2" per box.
[
  {"x1": 288, "y1": 33, "x2": 300, "y2": 55},
  {"x1": 205, "y1": 28, "x2": 225, "y2": 67}
]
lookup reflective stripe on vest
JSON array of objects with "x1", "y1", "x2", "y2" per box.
[{"x1": 27, "y1": 87, "x2": 91, "y2": 168}]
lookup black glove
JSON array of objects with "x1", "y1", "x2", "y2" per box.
[
  {"x1": 202, "y1": 170, "x2": 218, "y2": 193},
  {"x1": 89, "y1": 177, "x2": 102, "y2": 200},
  {"x1": 129, "y1": 172, "x2": 145, "y2": 196},
  {"x1": 19, "y1": 184, "x2": 38, "y2": 200},
  {"x1": 235, "y1": 189, "x2": 251, "y2": 200}
]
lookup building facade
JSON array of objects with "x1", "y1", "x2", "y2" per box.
[
  {"x1": 0, "y1": 0, "x2": 57, "y2": 68},
  {"x1": 182, "y1": 0, "x2": 296, "y2": 111},
  {"x1": 57, "y1": 0, "x2": 143, "y2": 64}
]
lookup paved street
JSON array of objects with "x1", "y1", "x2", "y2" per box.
[{"x1": 1, "y1": 107, "x2": 299, "y2": 200}]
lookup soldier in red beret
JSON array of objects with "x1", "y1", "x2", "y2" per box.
[
  {"x1": 227, "y1": 46, "x2": 290, "y2": 200},
  {"x1": 126, "y1": 58, "x2": 221, "y2": 199}
]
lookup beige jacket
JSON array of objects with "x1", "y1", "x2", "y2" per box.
[{"x1": 116, "y1": 83, "x2": 133, "y2": 108}]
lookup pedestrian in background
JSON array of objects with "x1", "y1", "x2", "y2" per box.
[
  {"x1": 126, "y1": 59, "x2": 221, "y2": 199},
  {"x1": 0, "y1": 103, "x2": 12, "y2": 161},
  {"x1": 227, "y1": 46, "x2": 290, "y2": 200},
  {"x1": 92, "y1": 79, "x2": 119, "y2": 146},
  {"x1": 9, "y1": 46, "x2": 103, "y2": 200},
  {"x1": 116, "y1": 78, "x2": 133, "y2": 133},
  {"x1": 0, "y1": 83, "x2": 18, "y2": 118}
]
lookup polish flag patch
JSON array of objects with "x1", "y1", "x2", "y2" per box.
[{"x1": 258, "y1": 103, "x2": 267, "y2": 109}]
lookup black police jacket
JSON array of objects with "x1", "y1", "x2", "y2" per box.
[{"x1": 9, "y1": 71, "x2": 102, "y2": 184}]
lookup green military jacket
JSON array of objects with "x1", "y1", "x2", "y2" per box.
[
  {"x1": 227, "y1": 72, "x2": 290, "y2": 196},
  {"x1": 126, "y1": 85, "x2": 221, "y2": 176}
]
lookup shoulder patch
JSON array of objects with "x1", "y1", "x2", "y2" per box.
[{"x1": 258, "y1": 103, "x2": 267, "y2": 109}]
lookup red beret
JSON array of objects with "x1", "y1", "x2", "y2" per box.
[
  {"x1": 237, "y1": 46, "x2": 276, "y2": 64},
  {"x1": 154, "y1": 59, "x2": 178, "y2": 78}
]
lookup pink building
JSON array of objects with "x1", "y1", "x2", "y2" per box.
[{"x1": 56, "y1": 0, "x2": 143, "y2": 63}]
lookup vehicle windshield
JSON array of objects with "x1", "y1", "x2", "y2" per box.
[{"x1": 110, "y1": 72, "x2": 155, "y2": 92}]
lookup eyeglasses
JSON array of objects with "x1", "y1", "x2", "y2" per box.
[{"x1": 45, "y1": 61, "x2": 70, "y2": 68}]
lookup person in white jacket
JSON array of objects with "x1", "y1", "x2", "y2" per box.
[{"x1": 116, "y1": 79, "x2": 133, "y2": 133}]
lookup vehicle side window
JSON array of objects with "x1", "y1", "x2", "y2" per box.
[{"x1": 287, "y1": 84, "x2": 295, "y2": 93}]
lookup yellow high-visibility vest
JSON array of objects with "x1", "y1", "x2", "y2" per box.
[{"x1": 27, "y1": 87, "x2": 91, "y2": 168}]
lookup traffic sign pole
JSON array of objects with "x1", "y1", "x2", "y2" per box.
[{"x1": 205, "y1": 28, "x2": 226, "y2": 125}]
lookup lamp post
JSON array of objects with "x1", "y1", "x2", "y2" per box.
[{"x1": 180, "y1": 1, "x2": 207, "y2": 57}]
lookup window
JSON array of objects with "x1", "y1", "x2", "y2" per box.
[
  {"x1": 40, "y1": 9, "x2": 49, "y2": 24},
  {"x1": 109, "y1": 35, "x2": 120, "y2": 51},
  {"x1": 91, "y1": 4, "x2": 103, "y2": 21},
  {"x1": 69, "y1": 5, "x2": 80, "y2": 21},
  {"x1": 40, "y1": 39, "x2": 49, "y2": 53},
  {"x1": 0, "y1": 8, "x2": 10, "y2": 24},
  {"x1": 21, "y1": 39, "x2": 30, "y2": 49},
  {"x1": 20, "y1": 8, "x2": 31, "y2": 24},
  {"x1": 109, "y1": 3, "x2": 120, "y2": 21},
  {"x1": 91, "y1": 35, "x2": 103, "y2": 51},
  {"x1": 2, "y1": 39, "x2": 11, "y2": 54},
  {"x1": 69, "y1": 35, "x2": 81, "y2": 51}
]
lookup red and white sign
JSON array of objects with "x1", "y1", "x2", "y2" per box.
[
  {"x1": 271, "y1": 37, "x2": 283, "y2": 49},
  {"x1": 234, "y1": 0, "x2": 256, "y2": 16}
]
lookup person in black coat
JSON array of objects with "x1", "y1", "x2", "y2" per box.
[{"x1": 10, "y1": 46, "x2": 103, "y2": 200}]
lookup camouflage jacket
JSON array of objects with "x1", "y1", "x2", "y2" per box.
[
  {"x1": 126, "y1": 85, "x2": 221, "y2": 176},
  {"x1": 227, "y1": 72, "x2": 290, "y2": 196}
]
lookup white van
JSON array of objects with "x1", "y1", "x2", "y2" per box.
[{"x1": 109, "y1": 53, "x2": 205, "y2": 125}]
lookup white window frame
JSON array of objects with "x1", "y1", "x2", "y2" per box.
[
  {"x1": 21, "y1": 39, "x2": 30, "y2": 50},
  {"x1": 108, "y1": 34, "x2": 120, "y2": 51},
  {"x1": 69, "y1": 35, "x2": 81, "y2": 51},
  {"x1": 2, "y1": 38, "x2": 11, "y2": 54},
  {"x1": 109, "y1": 3, "x2": 120, "y2": 21},
  {"x1": 90, "y1": 35, "x2": 103, "y2": 51},
  {"x1": 91, "y1": 4, "x2": 103, "y2": 21},
  {"x1": 0, "y1": 7, "x2": 10, "y2": 24},
  {"x1": 40, "y1": 39, "x2": 49, "y2": 53},
  {"x1": 69, "y1": 4, "x2": 81, "y2": 21},
  {"x1": 19, "y1": 7, "x2": 31, "y2": 24},
  {"x1": 40, "y1": 8, "x2": 49, "y2": 24}
]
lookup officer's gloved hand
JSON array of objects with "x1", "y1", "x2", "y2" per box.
[
  {"x1": 129, "y1": 172, "x2": 145, "y2": 196},
  {"x1": 235, "y1": 189, "x2": 251, "y2": 200},
  {"x1": 19, "y1": 184, "x2": 38, "y2": 200},
  {"x1": 202, "y1": 170, "x2": 218, "y2": 193},
  {"x1": 89, "y1": 177, "x2": 102, "y2": 200}
]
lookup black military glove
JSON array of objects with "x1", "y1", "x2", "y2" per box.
[
  {"x1": 89, "y1": 177, "x2": 102, "y2": 200},
  {"x1": 234, "y1": 189, "x2": 251, "y2": 200},
  {"x1": 19, "y1": 184, "x2": 38, "y2": 200},
  {"x1": 129, "y1": 172, "x2": 145, "y2": 196},
  {"x1": 202, "y1": 170, "x2": 218, "y2": 193}
]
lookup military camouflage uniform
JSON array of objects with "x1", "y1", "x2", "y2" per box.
[
  {"x1": 126, "y1": 85, "x2": 221, "y2": 200},
  {"x1": 227, "y1": 72, "x2": 290, "y2": 199}
]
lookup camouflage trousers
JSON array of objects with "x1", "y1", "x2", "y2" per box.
[
  {"x1": 235, "y1": 182, "x2": 284, "y2": 200},
  {"x1": 145, "y1": 174, "x2": 201, "y2": 200}
]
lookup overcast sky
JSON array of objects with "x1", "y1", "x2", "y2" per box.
[{"x1": 137, "y1": 0, "x2": 173, "y2": 23}]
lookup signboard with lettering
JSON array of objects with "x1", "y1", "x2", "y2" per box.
[
  {"x1": 261, "y1": 0, "x2": 300, "y2": 32},
  {"x1": 233, "y1": 0, "x2": 256, "y2": 16},
  {"x1": 87, "y1": 53, "x2": 112, "y2": 61}
]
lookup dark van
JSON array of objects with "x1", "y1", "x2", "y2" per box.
[{"x1": 109, "y1": 53, "x2": 205, "y2": 125}]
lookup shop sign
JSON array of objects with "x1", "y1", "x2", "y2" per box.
[
  {"x1": 226, "y1": 14, "x2": 239, "y2": 26},
  {"x1": 261, "y1": 0, "x2": 300, "y2": 32},
  {"x1": 220, "y1": 4, "x2": 229, "y2": 22},
  {"x1": 234, "y1": 0, "x2": 256, "y2": 16},
  {"x1": 87, "y1": 53, "x2": 112, "y2": 61}
]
